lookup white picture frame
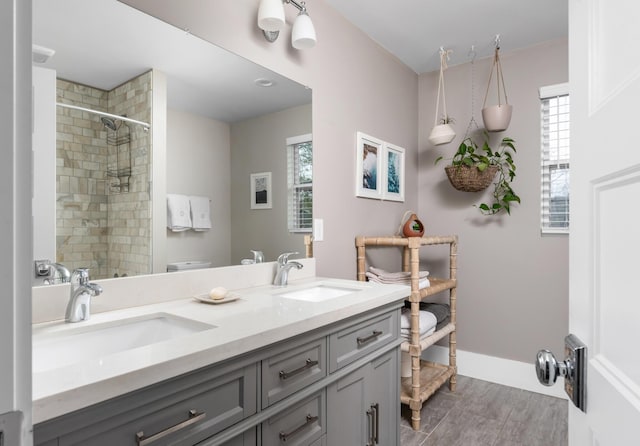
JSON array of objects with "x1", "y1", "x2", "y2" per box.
[
  {"x1": 355, "y1": 132, "x2": 384, "y2": 199},
  {"x1": 382, "y1": 143, "x2": 405, "y2": 202},
  {"x1": 250, "y1": 172, "x2": 272, "y2": 209}
]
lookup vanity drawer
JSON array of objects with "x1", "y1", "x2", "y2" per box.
[
  {"x1": 35, "y1": 362, "x2": 258, "y2": 446},
  {"x1": 261, "y1": 391, "x2": 325, "y2": 446},
  {"x1": 329, "y1": 309, "x2": 399, "y2": 372},
  {"x1": 261, "y1": 336, "x2": 327, "y2": 408}
]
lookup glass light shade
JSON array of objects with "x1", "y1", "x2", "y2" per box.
[
  {"x1": 258, "y1": 0, "x2": 285, "y2": 32},
  {"x1": 292, "y1": 11, "x2": 316, "y2": 49}
]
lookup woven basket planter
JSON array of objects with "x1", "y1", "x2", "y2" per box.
[{"x1": 444, "y1": 165, "x2": 498, "y2": 192}]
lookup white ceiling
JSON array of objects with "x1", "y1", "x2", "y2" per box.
[
  {"x1": 324, "y1": 0, "x2": 568, "y2": 74},
  {"x1": 32, "y1": 0, "x2": 311, "y2": 123},
  {"x1": 33, "y1": 0, "x2": 568, "y2": 123}
]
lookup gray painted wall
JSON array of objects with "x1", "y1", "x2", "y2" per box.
[
  {"x1": 121, "y1": 0, "x2": 567, "y2": 364},
  {"x1": 418, "y1": 39, "x2": 569, "y2": 362},
  {"x1": 121, "y1": 0, "x2": 420, "y2": 279},
  {"x1": 166, "y1": 108, "x2": 232, "y2": 267},
  {"x1": 230, "y1": 103, "x2": 312, "y2": 264}
]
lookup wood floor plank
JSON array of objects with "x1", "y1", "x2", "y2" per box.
[{"x1": 400, "y1": 375, "x2": 568, "y2": 446}]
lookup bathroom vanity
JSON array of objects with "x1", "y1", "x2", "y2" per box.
[{"x1": 32, "y1": 274, "x2": 408, "y2": 445}]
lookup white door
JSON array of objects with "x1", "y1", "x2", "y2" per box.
[
  {"x1": 0, "y1": 0, "x2": 33, "y2": 445},
  {"x1": 569, "y1": 0, "x2": 640, "y2": 443}
]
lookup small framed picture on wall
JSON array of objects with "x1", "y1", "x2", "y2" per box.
[
  {"x1": 382, "y1": 143, "x2": 405, "y2": 202},
  {"x1": 355, "y1": 132, "x2": 384, "y2": 199},
  {"x1": 250, "y1": 172, "x2": 272, "y2": 209}
]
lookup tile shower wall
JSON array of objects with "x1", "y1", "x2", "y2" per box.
[
  {"x1": 56, "y1": 80, "x2": 109, "y2": 278},
  {"x1": 106, "y1": 71, "x2": 152, "y2": 278},
  {"x1": 56, "y1": 71, "x2": 152, "y2": 279}
]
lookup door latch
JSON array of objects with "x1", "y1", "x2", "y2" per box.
[{"x1": 536, "y1": 333, "x2": 587, "y2": 412}]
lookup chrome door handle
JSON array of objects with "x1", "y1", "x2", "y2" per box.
[{"x1": 535, "y1": 333, "x2": 586, "y2": 412}]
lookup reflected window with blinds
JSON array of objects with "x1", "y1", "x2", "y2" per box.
[
  {"x1": 539, "y1": 83, "x2": 570, "y2": 234},
  {"x1": 286, "y1": 134, "x2": 312, "y2": 232}
]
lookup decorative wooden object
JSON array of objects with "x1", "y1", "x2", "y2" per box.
[{"x1": 355, "y1": 235, "x2": 458, "y2": 431}]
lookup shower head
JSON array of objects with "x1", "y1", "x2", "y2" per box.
[{"x1": 101, "y1": 117, "x2": 119, "y2": 131}]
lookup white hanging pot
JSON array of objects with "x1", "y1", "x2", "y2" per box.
[
  {"x1": 429, "y1": 123, "x2": 456, "y2": 145},
  {"x1": 482, "y1": 45, "x2": 512, "y2": 132},
  {"x1": 481, "y1": 104, "x2": 512, "y2": 132},
  {"x1": 429, "y1": 48, "x2": 456, "y2": 146}
]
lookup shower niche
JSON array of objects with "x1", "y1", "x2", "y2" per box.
[{"x1": 103, "y1": 117, "x2": 132, "y2": 194}]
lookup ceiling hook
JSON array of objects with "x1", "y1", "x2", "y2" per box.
[{"x1": 494, "y1": 34, "x2": 501, "y2": 50}]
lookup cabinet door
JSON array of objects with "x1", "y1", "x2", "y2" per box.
[
  {"x1": 326, "y1": 364, "x2": 368, "y2": 445},
  {"x1": 368, "y1": 349, "x2": 399, "y2": 446},
  {"x1": 326, "y1": 348, "x2": 399, "y2": 446}
]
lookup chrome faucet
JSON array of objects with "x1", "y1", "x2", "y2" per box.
[
  {"x1": 65, "y1": 268, "x2": 103, "y2": 323},
  {"x1": 49, "y1": 262, "x2": 71, "y2": 283},
  {"x1": 273, "y1": 252, "x2": 303, "y2": 286}
]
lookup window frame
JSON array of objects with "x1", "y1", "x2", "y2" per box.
[
  {"x1": 286, "y1": 134, "x2": 313, "y2": 233},
  {"x1": 539, "y1": 82, "x2": 570, "y2": 234}
]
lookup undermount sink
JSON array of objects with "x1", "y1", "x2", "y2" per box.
[
  {"x1": 276, "y1": 282, "x2": 362, "y2": 302},
  {"x1": 32, "y1": 313, "x2": 215, "y2": 373}
]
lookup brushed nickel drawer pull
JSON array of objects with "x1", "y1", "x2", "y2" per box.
[
  {"x1": 135, "y1": 409, "x2": 206, "y2": 445},
  {"x1": 366, "y1": 406, "x2": 374, "y2": 446},
  {"x1": 279, "y1": 358, "x2": 318, "y2": 380},
  {"x1": 357, "y1": 330, "x2": 383, "y2": 346},
  {"x1": 279, "y1": 414, "x2": 318, "y2": 442},
  {"x1": 371, "y1": 403, "x2": 379, "y2": 444}
]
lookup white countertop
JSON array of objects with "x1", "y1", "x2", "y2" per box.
[{"x1": 32, "y1": 277, "x2": 408, "y2": 424}]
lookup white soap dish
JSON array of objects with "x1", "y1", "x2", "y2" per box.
[{"x1": 193, "y1": 292, "x2": 240, "y2": 305}]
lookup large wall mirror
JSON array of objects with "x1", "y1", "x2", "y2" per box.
[{"x1": 32, "y1": 0, "x2": 312, "y2": 285}]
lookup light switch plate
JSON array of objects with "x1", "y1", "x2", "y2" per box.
[{"x1": 313, "y1": 218, "x2": 323, "y2": 242}]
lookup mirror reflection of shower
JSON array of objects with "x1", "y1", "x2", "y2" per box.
[
  {"x1": 103, "y1": 116, "x2": 131, "y2": 193},
  {"x1": 54, "y1": 71, "x2": 153, "y2": 280}
]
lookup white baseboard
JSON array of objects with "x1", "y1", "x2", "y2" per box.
[{"x1": 419, "y1": 345, "x2": 567, "y2": 399}]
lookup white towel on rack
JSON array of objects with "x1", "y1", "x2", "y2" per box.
[
  {"x1": 366, "y1": 271, "x2": 430, "y2": 289},
  {"x1": 400, "y1": 308, "x2": 437, "y2": 339},
  {"x1": 190, "y1": 195, "x2": 211, "y2": 231},
  {"x1": 167, "y1": 194, "x2": 192, "y2": 231}
]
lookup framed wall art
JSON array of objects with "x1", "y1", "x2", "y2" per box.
[
  {"x1": 382, "y1": 142, "x2": 405, "y2": 202},
  {"x1": 250, "y1": 172, "x2": 272, "y2": 209},
  {"x1": 355, "y1": 132, "x2": 383, "y2": 199}
]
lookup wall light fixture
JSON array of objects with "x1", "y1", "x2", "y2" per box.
[{"x1": 257, "y1": 0, "x2": 316, "y2": 49}]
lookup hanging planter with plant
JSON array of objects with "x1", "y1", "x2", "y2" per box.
[
  {"x1": 436, "y1": 132, "x2": 520, "y2": 215},
  {"x1": 428, "y1": 48, "x2": 456, "y2": 145},
  {"x1": 481, "y1": 37, "x2": 512, "y2": 132}
]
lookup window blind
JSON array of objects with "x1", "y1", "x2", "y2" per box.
[
  {"x1": 286, "y1": 135, "x2": 313, "y2": 233},
  {"x1": 540, "y1": 83, "x2": 570, "y2": 233}
]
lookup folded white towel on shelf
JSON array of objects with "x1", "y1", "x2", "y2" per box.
[
  {"x1": 189, "y1": 195, "x2": 211, "y2": 231},
  {"x1": 366, "y1": 271, "x2": 430, "y2": 289},
  {"x1": 167, "y1": 194, "x2": 192, "y2": 231},
  {"x1": 400, "y1": 309, "x2": 437, "y2": 340},
  {"x1": 401, "y1": 326, "x2": 436, "y2": 340},
  {"x1": 400, "y1": 308, "x2": 437, "y2": 331},
  {"x1": 369, "y1": 266, "x2": 430, "y2": 281}
]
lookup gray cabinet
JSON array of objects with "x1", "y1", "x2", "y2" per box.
[
  {"x1": 35, "y1": 304, "x2": 402, "y2": 446},
  {"x1": 33, "y1": 361, "x2": 258, "y2": 446},
  {"x1": 261, "y1": 391, "x2": 325, "y2": 446},
  {"x1": 326, "y1": 349, "x2": 399, "y2": 446}
]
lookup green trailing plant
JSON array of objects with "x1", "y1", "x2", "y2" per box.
[{"x1": 435, "y1": 133, "x2": 520, "y2": 215}]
